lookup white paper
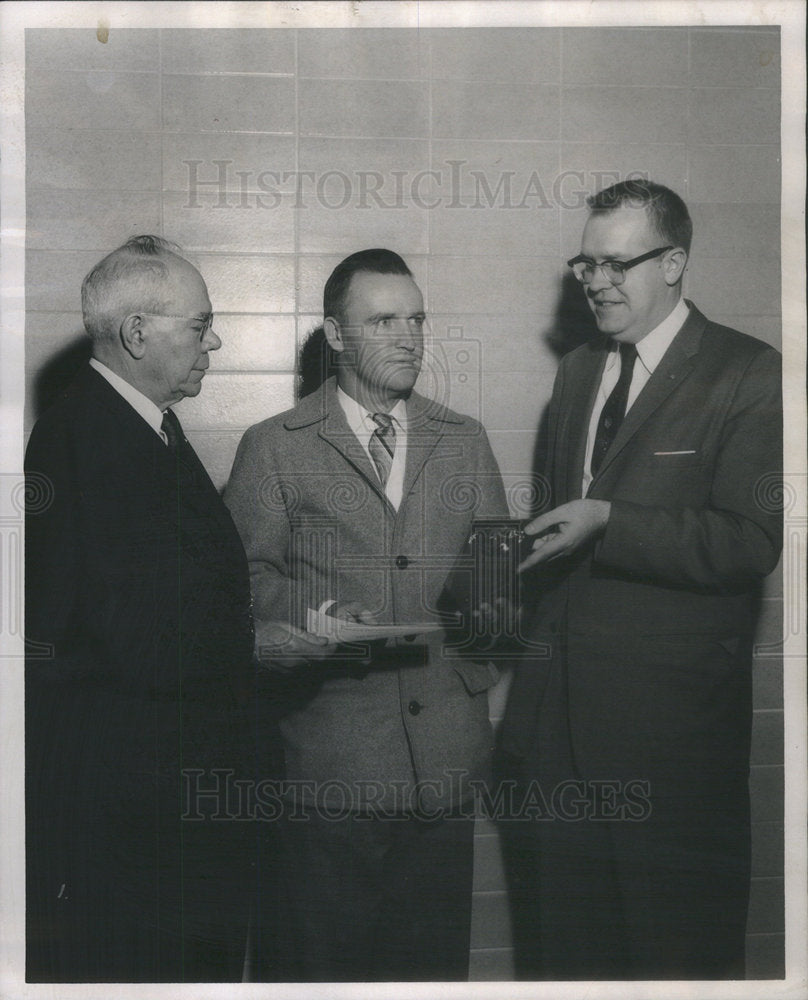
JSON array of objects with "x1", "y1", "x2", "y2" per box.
[{"x1": 306, "y1": 607, "x2": 443, "y2": 643}]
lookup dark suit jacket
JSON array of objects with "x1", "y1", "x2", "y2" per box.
[
  {"x1": 503, "y1": 303, "x2": 782, "y2": 788},
  {"x1": 224, "y1": 377, "x2": 509, "y2": 813},
  {"x1": 25, "y1": 364, "x2": 266, "y2": 978}
]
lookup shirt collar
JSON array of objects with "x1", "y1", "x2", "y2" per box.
[
  {"x1": 336, "y1": 385, "x2": 407, "y2": 437},
  {"x1": 634, "y1": 298, "x2": 690, "y2": 375},
  {"x1": 89, "y1": 358, "x2": 166, "y2": 437},
  {"x1": 605, "y1": 298, "x2": 689, "y2": 375}
]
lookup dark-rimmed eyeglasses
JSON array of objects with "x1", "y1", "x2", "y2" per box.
[{"x1": 567, "y1": 246, "x2": 673, "y2": 286}]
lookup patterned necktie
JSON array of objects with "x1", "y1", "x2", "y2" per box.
[
  {"x1": 368, "y1": 412, "x2": 396, "y2": 487},
  {"x1": 161, "y1": 408, "x2": 182, "y2": 450},
  {"x1": 591, "y1": 343, "x2": 637, "y2": 476}
]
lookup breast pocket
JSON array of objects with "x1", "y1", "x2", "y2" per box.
[{"x1": 643, "y1": 449, "x2": 708, "y2": 499}]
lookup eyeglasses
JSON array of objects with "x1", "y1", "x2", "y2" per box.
[
  {"x1": 567, "y1": 246, "x2": 673, "y2": 286},
  {"x1": 142, "y1": 312, "x2": 215, "y2": 336}
]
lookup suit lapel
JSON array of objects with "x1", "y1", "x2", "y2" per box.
[
  {"x1": 563, "y1": 343, "x2": 608, "y2": 502},
  {"x1": 84, "y1": 366, "x2": 235, "y2": 534},
  {"x1": 400, "y1": 393, "x2": 446, "y2": 505},
  {"x1": 589, "y1": 302, "x2": 706, "y2": 487},
  {"x1": 293, "y1": 380, "x2": 450, "y2": 512},
  {"x1": 309, "y1": 380, "x2": 390, "y2": 507}
]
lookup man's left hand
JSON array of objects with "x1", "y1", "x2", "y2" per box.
[
  {"x1": 473, "y1": 597, "x2": 519, "y2": 634},
  {"x1": 518, "y1": 500, "x2": 611, "y2": 572}
]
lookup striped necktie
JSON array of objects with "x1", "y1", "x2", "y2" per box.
[{"x1": 368, "y1": 412, "x2": 395, "y2": 487}]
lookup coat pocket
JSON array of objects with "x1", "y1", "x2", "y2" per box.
[{"x1": 453, "y1": 660, "x2": 500, "y2": 695}]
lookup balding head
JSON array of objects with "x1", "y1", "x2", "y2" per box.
[
  {"x1": 81, "y1": 235, "x2": 188, "y2": 345},
  {"x1": 81, "y1": 235, "x2": 220, "y2": 408}
]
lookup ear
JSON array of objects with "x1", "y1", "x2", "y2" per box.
[
  {"x1": 662, "y1": 247, "x2": 688, "y2": 287},
  {"x1": 323, "y1": 316, "x2": 345, "y2": 354},
  {"x1": 120, "y1": 313, "x2": 147, "y2": 360}
]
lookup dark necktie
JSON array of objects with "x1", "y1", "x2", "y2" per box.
[
  {"x1": 368, "y1": 412, "x2": 396, "y2": 487},
  {"x1": 591, "y1": 343, "x2": 637, "y2": 476},
  {"x1": 161, "y1": 408, "x2": 182, "y2": 450}
]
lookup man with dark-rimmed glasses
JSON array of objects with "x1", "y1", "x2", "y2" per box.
[{"x1": 501, "y1": 180, "x2": 782, "y2": 979}]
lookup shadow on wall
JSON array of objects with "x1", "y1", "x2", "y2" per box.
[
  {"x1": 544, "y1": 271, "x2": 599, "y2": 361},
  {"x1": 31, "y1": 331, "x2": 92, "y2": 422},
  {"x1": 297, "y1": 325, "x2": 337, "y2": 401}
]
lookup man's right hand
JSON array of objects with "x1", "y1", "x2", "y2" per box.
[{"x1": 254, "y1": 621, "x2": 337, "y2": 673}]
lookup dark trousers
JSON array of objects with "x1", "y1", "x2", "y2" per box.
[
  {"x1": 275, "y1": 807, "x2": 475, "y2": 981},
  {"x1": 502, "y1": 782, "x2": 750, "y2": 980},
  {"x1": 499, "y1": 645, "x2": 751, "y2": 981},
  {"x1": 26, "y1": 812, "x2": 251, "y2": 982}
]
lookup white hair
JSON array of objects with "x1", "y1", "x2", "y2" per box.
[{"x1": 81, "y1": 235, "x2": 186, "y2": 342}]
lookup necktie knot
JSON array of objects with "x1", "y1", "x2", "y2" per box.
[{"x1": 371, "y1": 411, "x2": 394, "y2": 443}]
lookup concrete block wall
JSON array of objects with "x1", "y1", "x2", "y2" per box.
[{"x1": 24, "y1": 25, "x2": 783, "y2": 979}]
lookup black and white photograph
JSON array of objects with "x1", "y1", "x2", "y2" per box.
[{"x1": 1, "y1": 1, "x2": 805, "y2": 996}]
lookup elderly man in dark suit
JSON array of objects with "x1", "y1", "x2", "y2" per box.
[
  {"x1": 224, "y1": 248, "x2": 509, "y2": 981},
  {"x1": 25, "y1": 235, "x2": 270, "y2": 982},
  {"x1": 501, "y1": 181, "x2": 783, "y2": 980}
]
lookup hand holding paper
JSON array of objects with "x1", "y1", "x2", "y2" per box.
[{"x1": 307, "y1": 601, "x2": 443, "y2": 643}]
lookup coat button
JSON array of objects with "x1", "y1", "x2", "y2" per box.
[
  {"x1": 408, "y1": 700, "x2": 422, "y2": 716},
  {"x1": 395, "y1": 555, "x2": 409, "y2": 569}
]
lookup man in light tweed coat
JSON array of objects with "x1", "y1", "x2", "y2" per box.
[{"x1": 224, "y1": 249, "x2": 508, "y2": 981}]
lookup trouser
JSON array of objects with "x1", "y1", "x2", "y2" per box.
[
  {"x1": 26, "y1": 788, "x2": 253, "y2": 983},
  {"x1": 275, "y1": 805, "x2": 475, "y2": 981},
  {"x1": 500, "y1": 772, "x2": 751, "y2": 980},
  {"x1": 26, "y1": 834, "x2": 251, "y2": 983},
  {"x1": 497, "y1": 647, "x2": 751, "y2": 980}
]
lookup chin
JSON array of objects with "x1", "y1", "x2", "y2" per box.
[
  {"x1": 387, "y1": 370, "x2": 420, "y2": 394},
  {"x1": 179, "y1": 381, "x2": 203, "y2": 399}
]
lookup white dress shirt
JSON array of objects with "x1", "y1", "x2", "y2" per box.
[
  {"x1": 583, "y1": 298, "x2": 690, "y2": 495},
  {"x1": 89, "y1": 357, "x2": 169, "y2": 444},
  {"x1": 337, "y1": 386, "x2": 408, "y2": 510}
]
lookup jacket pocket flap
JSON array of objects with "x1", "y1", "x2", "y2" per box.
[{"x1": 453, "y1": 661, "x2": 500, "y2": 695}]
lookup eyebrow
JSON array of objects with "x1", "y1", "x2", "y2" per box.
[{"x1": 366, "y1": 312, "x2": 425, "y2": 323}]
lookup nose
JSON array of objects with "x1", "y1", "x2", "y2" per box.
[
  {"x1": 585, "y1": 264, "x2": 613, "y2": 295},
  {"x1": 394, "y1": 318, "x2": 421, "y2": 351},
  {"x1": 204, "y1": 324, "x2": 222, "y2": 352}
]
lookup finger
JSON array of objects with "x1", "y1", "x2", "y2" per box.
[
  {"x1": 523, "y1": 512, "x2": 555, "y2": 537},
  {"x1": 331, "y1": 602, "x2": 364, "y2": 622},
  {"x1": 524, "y1": 533, "x2": 570, "y2": 567},
  {"x1": 517, "y1": 535, "x2": 558, "y2": 572},
  {"x1": 473, "y1": 602, "x2": 494, "y2": 620},
  {"x1": 516, "y1": 532, "x2": 554, "y2": 570},
  {"x1": 281, "y1": 626, "x2": 331, "y2": 649}
]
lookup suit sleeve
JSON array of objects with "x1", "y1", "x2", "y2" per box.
[
  {"x1": 224, "y1": 424, "x2": 294, "y2": 625},
  {"x1": 471, "y1": 421, "x2": 510, "y2": 520},
  {"x1": 596, "y1": 347, "x2": 782, "y2": 590},
  {"x1": 24, "y1": 418, "x2": 80, "y2": 661}
]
